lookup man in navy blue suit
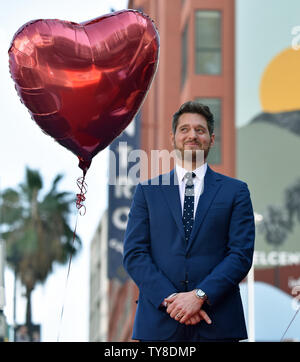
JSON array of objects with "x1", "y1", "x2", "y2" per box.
[{"x1": 123, "y1": 101, "x2": 255, "y2": 342}]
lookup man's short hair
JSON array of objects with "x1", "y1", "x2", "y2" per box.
[{"x1": 172, "y1": 101, "x2": 214, "y2": 135}]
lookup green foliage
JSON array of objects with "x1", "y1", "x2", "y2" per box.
[
  {"x1": 258, "y1": 205, "x2": 290, "y2": 247},
  {"x1": 259, "y1": 178, "x2": 300, "y2": 247},
  {"x1": 0, "y1": 167, "x2": 81, "y2": 326},
  {"x1": 285, "y1": 178, "x2": 300, "y2": 227}
]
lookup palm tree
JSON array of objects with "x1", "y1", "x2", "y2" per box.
[{"x1": 1, "y1": 167, "x2": 81, "y2": 340}]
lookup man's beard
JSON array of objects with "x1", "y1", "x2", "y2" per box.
[{"x1": 174, "y1": 141, "x2": 212, "y2": 165}]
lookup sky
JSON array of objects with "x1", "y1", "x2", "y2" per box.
[{"x1": 0, "y1": 0, "x2": 128, "y2": 342}]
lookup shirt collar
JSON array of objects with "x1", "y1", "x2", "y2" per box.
[{"x1": 175, "y1": 162, "x2": 207, "y2": 183}]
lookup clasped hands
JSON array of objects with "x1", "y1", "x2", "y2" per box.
[{"x1": 164, "y1": 291, "x2": 212, "y2": 326}]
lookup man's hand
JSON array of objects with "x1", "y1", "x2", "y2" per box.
[
  {"x1": 164, "y1": 292, "x2": 212, "y2": 325},
  {"x1": 184, "y1": 309, "x2": 212, "y2": 325}
]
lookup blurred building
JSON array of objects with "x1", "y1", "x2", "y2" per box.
[
  {"x1": 89, "y1": 211, "x2": 108, "y2": 341},
  {"x1": 89, "y1": 0, "x2": 300, "y2": 342},
  {"x1": 89, "y1": 0, "x2": 236, "y2": 341},
  {"x1": 134, "y1": 0, "x2": 235, "y2": 177}
]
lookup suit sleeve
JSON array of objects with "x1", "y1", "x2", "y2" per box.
[
  {"x1": 197, "y1": 182, "x2": 255, "y2": 306},
  {"x1": 123, "y1": 183, "x2": 178, "y2": 309}
]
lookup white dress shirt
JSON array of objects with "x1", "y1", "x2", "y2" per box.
[{"x1": 175, "y1": 162, "x2": 207, "y2": 217}]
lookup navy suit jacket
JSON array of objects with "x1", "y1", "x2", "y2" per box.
[{"x1": 123, "y1": 166, "x2": 255, "y2": 341}]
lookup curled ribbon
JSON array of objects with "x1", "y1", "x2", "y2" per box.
[{"x1": 76, "y1": 176, "x2": 88, "y2": 215}]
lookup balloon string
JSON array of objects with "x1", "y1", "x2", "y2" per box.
[
  {"x1": 280, "y1": 305, "x2": 300, "y2": 342},
  {"x1": 57, "y1": 211, "x2": 79, "y2": 342},
  {"x1": 76, "y1": 175, "x2": 88, "y2": 215},
  {"x1": 57, "y1": 175, "x2": 88, "y2": 341}
]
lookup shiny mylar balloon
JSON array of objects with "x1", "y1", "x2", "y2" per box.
[{"x1": 8, "y1": 10, "x2": 159, "y2": 174}]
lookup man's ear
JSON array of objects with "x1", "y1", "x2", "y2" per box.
[
  {"x1": 210, "y1": 133, "x2": 215, "y2": 147},
  {"x1": 170, "y1": 131, "x2": 175, "y2": 147}
]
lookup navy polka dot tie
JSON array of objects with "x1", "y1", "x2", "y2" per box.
[{"x1": 183, "y1": 172, "x2": 196, "y2": 244}]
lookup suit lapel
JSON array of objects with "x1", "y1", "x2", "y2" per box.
[
  {"x1": 160, "y1": 169, "x2": 185, "y2": 240},
  {"x1": 160, "y1": 167, "x2": 223, "y2": 247},
  {"x1": 187, "y1": 166, "x2": 222, "y2": 249}
]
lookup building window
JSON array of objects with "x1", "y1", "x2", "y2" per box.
[
  {"x1": 195, "y1": 11, "x2": 221, "y2": 75},
  {"x1": 196, "y1": 98, "x2": 221, "y2": 164},
  {"x1": 181, "y1": 22, "x2": 188, "y2": 87}
]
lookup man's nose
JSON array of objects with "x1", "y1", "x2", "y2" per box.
[{"x1": 187, "y1": 129, "x2": 197, "y2": 138}]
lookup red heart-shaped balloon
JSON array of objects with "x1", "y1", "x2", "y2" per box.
[{"x1": 8, "y1": 10, "x2": 159, "y2": 174}]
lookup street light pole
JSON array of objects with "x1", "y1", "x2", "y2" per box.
[
  {"x1": 0, "y1": 239, "x2": 6, "y2": 342},
  {"x1": 247, "y1": 263, "x2": 255, "y2": 342}
]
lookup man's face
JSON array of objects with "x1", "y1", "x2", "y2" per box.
[{"x1": 171, "y1": 112, "x2": 215, "y2": 162}]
